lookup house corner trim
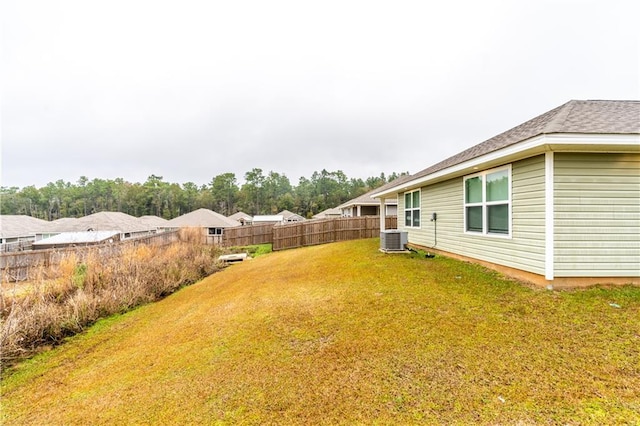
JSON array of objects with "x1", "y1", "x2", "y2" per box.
[{"x1": 545, "y1": 151, "x2": 555, "y2": 280}]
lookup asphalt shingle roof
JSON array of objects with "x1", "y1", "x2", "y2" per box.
[
  {"x1": 0, "y1": 215, "x2": 51, "y2": 239},
  {"x1": 312, "y1": 208, "x2": 341, "y2": 219},
  {"x1": 138, "y1": 215, "x2": 170, "y2": 227},
  {"x1": 228, "y1": 211, "x2": 252, "y2": 221},
  {"x1": 2, "y1": 212, "x2": 176, "y2": 240},
  {"x1": 277, "y1": 210, "x2": 305, "y2": 220},
  {"x1": 375, "y1": 100, "x2": 639, "y2": 195},
  {"x1": 165, "y1": 208, "x2": 241, "y2": 228},
  {"x1": 47, "y1": 212, "x2": 151, "y2": 233}
]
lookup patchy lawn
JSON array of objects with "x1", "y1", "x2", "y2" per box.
[{"x1": 2, "y1": 239, "x2": 639, "y2": 425}]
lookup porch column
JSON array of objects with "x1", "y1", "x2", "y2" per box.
[{"x1": 379, "y1": 198, "x2": 386, "y2": 231}]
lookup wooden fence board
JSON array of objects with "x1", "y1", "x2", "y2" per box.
[
  {"x1": 0, "y1": 230, "x2": 180, "y2": 283},
  {"x1": 272, "y1": 216, "x2": 397, "y2": 251},
  {"x1": 222, "y1": 224, "x2": 276, "y2": 247},
  {"x1": 222, "y1": 217, "x2": 398, "y2": 250}
]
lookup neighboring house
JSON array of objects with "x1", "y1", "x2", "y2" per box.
[
  {"x1": 278, "y1": 210, "x2": 305, "y2": 222},
  {"x1": 1, "y1": 212, "x2": 167, "y2": 252},
  {"x1": 372, "y1": 100, "x2": 640, "y2": 287},
  {"x1": 312, "y1": 208, "x2": 342, "y2": 220},
  {"x1": 32, "y1": 231, "x2": 121, "y2": 250},
  {"x1": 0, "y1": 215, "x2": 51, "y2": 252},
  {"x1": 164, "y1": 208, "x2": 241, "y2": 244},
  {"x1": 39, "y1": 217, "x2": 78, "y2": 240},
  {"x1": 252, "y1": 215, "x2": 285, "y2": 225},
  {"x1": 338, "y1": 187, "x2": 398, "y2": 217},
  {"x1": 39, "y1": 212, "x2": 156, "y2": 240},
  {"x1": 228, "y1": 211, "x2": 253, "y2": 225},
  {"x1": 138, "y1": 215, "x2": 170, "y2": 231}
]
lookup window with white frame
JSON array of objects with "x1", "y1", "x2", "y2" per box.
[
  {"x1": 404, "y1": 189, "x2": 421, "y2": 227},
  {"x1": 464, "y1": 166, "x2": 511, "y2": 236}
]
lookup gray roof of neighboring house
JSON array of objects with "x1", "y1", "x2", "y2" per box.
[
  {"x1": 228, "y1": 211, "x2": 252, "y2": 221},
  {"x1": 252, "y1": 215, "x2": 284, "y2": 223},
  {"x1": 0, "y1": 215, "x2": 51, "y2": 239},
  {"x1": 338, "y1": 187, "x2": 399, "y2": 209},
  {"x1": 46, "y1": 212, "x2": 152, "y2": 233},
  {"x1": 374, "y1": 99, "x2": 640, "y2": 196},
  {"x1": 33, "y1": 231, "x2": 120, "y2": 246},
  {"x1": 138, "y1": 215, "x2": 170, "y2": 227},
  {"x1": 49, "y1": 217, "x2": 79, "y2": 229},
  {"x1": 278, "y1": 210, "x2": 305, "y2": 220},
  {"x1": 312, "y1": 208, "x2": 342, "y2": 219},
  {"x1": 165, "y1": 208, "x2": 241, "y2": 228}
]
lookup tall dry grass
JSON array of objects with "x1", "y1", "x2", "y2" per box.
[{"x1": 1, "y1": 235, "x2": 223, "y2": 365}]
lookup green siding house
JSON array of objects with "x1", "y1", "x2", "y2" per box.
[{"x1": 372, "y1": 100, "x2": 639, "y2": 286}]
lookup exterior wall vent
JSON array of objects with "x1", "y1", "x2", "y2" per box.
[{"x1": 380, "y1": 230, "x2": 408, "y2": 251}]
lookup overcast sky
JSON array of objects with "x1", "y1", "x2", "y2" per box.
[{"x1": 2, "y1": 0, "x2": 639, "y2": 189}]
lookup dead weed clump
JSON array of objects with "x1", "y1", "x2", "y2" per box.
[
  {"x1": 0, "y1": 241, "x2": 223, "y2": 365},
  {"x1": 178, "y1": 227, "x2": 205, "y2": 245}
]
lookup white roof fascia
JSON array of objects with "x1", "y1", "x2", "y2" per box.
[
  {"x1": 339, "y1": 197, "x2": 398, "y2": 208},
  {"x1": 372, "y1": 133, "x2": 640, "y2": 198},
  {"x1": 339, "y1": 201, "x2": 396, "y2": 208}
]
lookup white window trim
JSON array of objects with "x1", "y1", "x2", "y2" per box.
[
  {"x1": 463, "y1": 164, "x2": 512, "y2": 238},
  {"x1": 208, "y1": 227, "x2": 224, "y2": 235},
  {"x1": 404, "y1": 189, "x2": 421, "y2": 228}
]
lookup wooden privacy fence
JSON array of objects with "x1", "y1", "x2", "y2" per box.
[
  {"x1": 0, "y1": 230, "x2": 179, "y2": 283},
  {"x1": 273, "y1": 216, "x2": 397, "y2": 251},
  {"x1": 0, "y1": 241, "x2": 34, "y2": 254},
  {"x1": 222, "y1": 223, "x2": 276, "y2": 247},
  {"x1": 223, "y1": 216, "x2": 397, "y2": 251}
]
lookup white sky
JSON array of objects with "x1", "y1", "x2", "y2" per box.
[{"x1": 2, "y1": 0, "x2": 639, "y2": 188}]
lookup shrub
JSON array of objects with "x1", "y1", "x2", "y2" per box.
[{"x1": 0, "y1": 240, "x2": 223, "y2": 365}]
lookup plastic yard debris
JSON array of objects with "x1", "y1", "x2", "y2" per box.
[{"x1": 218, "y1": 253, "x2": 248, "y2": 263}]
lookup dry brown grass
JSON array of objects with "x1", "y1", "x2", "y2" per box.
[
  {"x1": 178, "y1": 227, "x2": 206, "y2": 245},
  {"x1": 2, "y1": 239, "x2": 639, "y2": 424},
  {"x1": 0, "y1": 239, "x2": 223, "y2": 364}
]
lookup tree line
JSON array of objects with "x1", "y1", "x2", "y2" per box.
[{"x1": 0, "y1": 169, "x2": 407, "y2": 220}]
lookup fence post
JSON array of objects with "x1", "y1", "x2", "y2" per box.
[{"x1": 333, "y1": 219, "x2": 337, "y2": 243}]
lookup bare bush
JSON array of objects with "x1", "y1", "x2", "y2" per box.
[
  {"x1": 178, "y1": 227, "x2": 205, "y2": 245},
  {"x1": 1, "y1": 241, "x2": 223, "y2": 365}
]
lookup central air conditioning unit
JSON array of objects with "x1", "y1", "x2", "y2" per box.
[{"x1": 380, "y1": 230, "x2": 408, "y2": 251}]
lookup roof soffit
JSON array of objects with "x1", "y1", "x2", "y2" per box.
[{"x1": 374, "y1": 132, "x2": 640, "y2": 197}]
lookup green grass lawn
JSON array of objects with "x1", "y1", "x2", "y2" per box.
[{"x1": 2, "y1": 239, "x2": 639, "y2": 425}]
